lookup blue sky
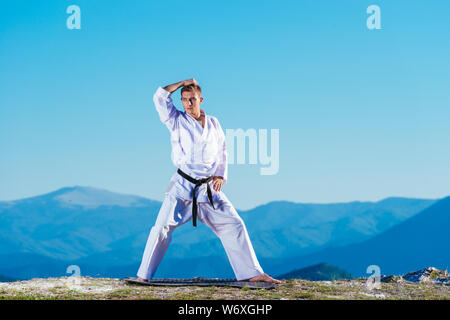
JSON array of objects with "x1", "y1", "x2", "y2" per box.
[{"x1": 1, "y1": 0, "x2": 449, "y2": 210}]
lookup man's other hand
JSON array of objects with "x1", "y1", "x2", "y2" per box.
[{"x1": 212, "y1": 176, "x2": 224, "y2": 192}]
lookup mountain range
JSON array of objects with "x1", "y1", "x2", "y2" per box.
[
  {"x1": 268, "y1": 195, "x2": 450, "y2": 277},
  {"x1": 0, "y1": 186, "x2": 446, "y2": 280}
]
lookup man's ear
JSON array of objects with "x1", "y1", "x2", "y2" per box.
[{"x1": 200, "y1": 97, "x2": 204, "y2": 103}]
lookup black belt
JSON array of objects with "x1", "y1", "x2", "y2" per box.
[{"x1": 177, "y1": 168, "x2": 216, "y2": 227}]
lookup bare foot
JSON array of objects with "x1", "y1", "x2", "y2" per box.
[
  {"x1": 247, "y1": 273, "x2": 282, "y2": 284},
  {"x1": 137, "y1": 277, "x2": 149, "y2": 282}
]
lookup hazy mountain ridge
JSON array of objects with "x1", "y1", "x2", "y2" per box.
[
  {"x1": 0, "y1": 186, "x2": 443, "y2": 280},
  {"x1": 269, "y1": 196, "x2": 450, "y2": 277}
]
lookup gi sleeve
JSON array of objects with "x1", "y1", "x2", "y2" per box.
[
  {"x1": 153, "y1": 86, "x2": 180, "y2": 130},
  {"x1": 213, "y1": 118, "x2": 228, "y2": 185}
]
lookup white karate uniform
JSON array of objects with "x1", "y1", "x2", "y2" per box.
[{"x1": 136, "y1": 87, "x2": 264, "y2": 281}]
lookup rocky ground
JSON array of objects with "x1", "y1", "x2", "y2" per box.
[{"x1": 0, "y1": 267, "x2": 448, "y2": 300}]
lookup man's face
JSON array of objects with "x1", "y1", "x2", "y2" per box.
[{"x1": 181, "y1": 90, "x2": 203, "y2": 119}]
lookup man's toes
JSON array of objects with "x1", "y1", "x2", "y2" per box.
[
  {"x1": 265, "y1": 275, "x2": 282, "y2": 284},
  {"x1": 247, "y1": 273, "x2": 282, "y2": 284},
  {"x1": 271, "y1": 278, "x2": 282, "y2": 284}
]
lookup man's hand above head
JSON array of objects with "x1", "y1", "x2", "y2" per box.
[
  {"x1": 212, "y1": 176, "x2": 224, "y2": 192},
  {"x1": 183, "y1": 78, "x2": 199, "y2": 87},
  {"x1": 163, "y1": 78, "x2": 199, "y2": 94}
]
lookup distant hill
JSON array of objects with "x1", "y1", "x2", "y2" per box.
[
  {"x1": 277, "y1": 263, "x2": 355, "y2": 281},
  {"x1": 0, "y1": 274, "x2": 17, "y2": 282},
  {"x1": 0, "y1": 186, "x2": 162, "y2": 261},
  {"x1": 269, "y1": 196, "x2": 450, "y2": 278},
  {"x1": 0, "y1": 253, "x2": 73, "y2": 280}
]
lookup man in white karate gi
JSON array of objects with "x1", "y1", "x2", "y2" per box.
[{"x1": 136, "y1": 78, "x2": 280, "y2": 284}]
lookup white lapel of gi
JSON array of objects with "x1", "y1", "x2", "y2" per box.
[{"x1": 186, "y1": 109, "x2": 208, "y2": 141}]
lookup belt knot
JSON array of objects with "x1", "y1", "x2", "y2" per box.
[{"x1": 177, "y1": 169, "x2": 216, "y2": 227}]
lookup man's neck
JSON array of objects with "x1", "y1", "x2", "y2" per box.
[{"x1": 188, "y1": 109, "x2": 205, "y2": 120}]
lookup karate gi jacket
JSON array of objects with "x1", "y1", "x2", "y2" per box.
[{"x1": 153, "y1": 86, "x2": 229, "y2": 203}]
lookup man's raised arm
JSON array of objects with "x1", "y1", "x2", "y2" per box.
[{"x1": 153, "y1": 78, "x2": 197, "y2": 128}]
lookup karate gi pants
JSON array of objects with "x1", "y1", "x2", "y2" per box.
[{"x1": 136, "y1": 193, "x2": 264, "y2": 281}]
